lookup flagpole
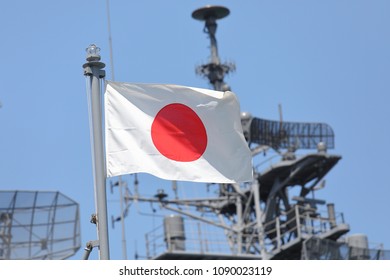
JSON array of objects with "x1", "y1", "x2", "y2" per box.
[{"x1": 83, "y1": 44, "x2": 110, "y2": 259}]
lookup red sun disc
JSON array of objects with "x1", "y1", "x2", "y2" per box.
[{"x1": 151, "y1": 103, "x2": 208, "y2": 162}]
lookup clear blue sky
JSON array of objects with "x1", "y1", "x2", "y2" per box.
[{"x1": 0, "y1": 0, "x2": 389, "y2": 260}]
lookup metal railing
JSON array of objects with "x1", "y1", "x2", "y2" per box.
[
  {"x1": 144, "y1": 204, "x2": 346, "y2": 259},
  {"x1": 263, "y1": 204, "x2": 346, "y2": 253},
  {"x1": 145, "y1": 219, "x2": 238, "y2": 259}
]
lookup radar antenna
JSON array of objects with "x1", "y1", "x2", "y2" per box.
[{"x1": 0, "y1": 190, "x2": 80, "y2": 260}]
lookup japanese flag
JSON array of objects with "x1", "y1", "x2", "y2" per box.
[{"x1": 104, "y1": 81, "x2": 253, "y2": 183}]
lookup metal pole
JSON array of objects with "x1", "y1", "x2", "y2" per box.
[
  {"x1": 83, "y1": 44, "x2": 110, "y2": 259},
  {"x1": 327, "y1": 203, "x2": 336, "y2": 229},
  {"x1": 205, "y1": 17, "x2": 220, "y2": 65},
  {"x1": 252, "y1": 178, "x2": 268, "y2": 260},
  {"x1": 106, "y1": 0, "x2": 128, "y2": 259},
  {"x1": 106, "y1": 0, "x2": 115, "y2": 81},
  {"x1": 118, "y1": 179, "x2": 128, "y2": 259},
  {"x1": 236, "y1": 194, "x2": 243, "y2": 254}
]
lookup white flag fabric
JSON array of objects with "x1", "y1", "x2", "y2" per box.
[{"x1": 104, "y1": 81, "x2": 253, "y2": 183}]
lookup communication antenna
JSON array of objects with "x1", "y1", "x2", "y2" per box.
[
  {"x1": 192, "y1": 5, "x2": 235, "y2": 91},
  {"x1": 0, "y1": 190, "x2": 80, "y2": 260},
  {"x1": 106, "y1": 0, "x2": 115, "y2": 81},
  {"x1": 110, "y1": 179, "x2": 129, "y2": 259},
  {"x1": 105, "y1": 0, "x2": 131, "y2": 260}
]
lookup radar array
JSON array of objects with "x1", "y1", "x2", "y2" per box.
[{"x1": 0, "y1": 190, "x2": 80, "y2": 260}]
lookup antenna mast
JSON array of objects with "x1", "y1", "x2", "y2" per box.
[
  {"x1": 192, "y1": 5, "x2": 235, "y2": 91},
  {"x1": 106, "y1": 0, "x2": 115, "y2": 81}
]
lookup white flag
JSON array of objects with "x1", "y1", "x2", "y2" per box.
[{"x1": 104, "y1": 81, "x2": 253, "y2": 183}]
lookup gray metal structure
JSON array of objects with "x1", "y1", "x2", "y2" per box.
[
  {"x1": 83, "y1": 44, "x2": 110, "y2": 260},
  {"x1": 0, "y1": 190, "x2": 80, "y2": 260},
  {"x1": 193, "y1": 5, "x2": 235, "y2": 92},
  {"x1": 109, "y1": 5, "x2": 389, "y2": 260}
]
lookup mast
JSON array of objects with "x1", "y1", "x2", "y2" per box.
[
  {"x1": 83, "y1": 44, "x2": 110, "y2": 260},
  {"x1": 192, "y1": 5, "x2": 235, "y2": 91}
]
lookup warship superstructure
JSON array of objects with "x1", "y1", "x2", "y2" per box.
[{"x1": 108, "y1": 5, "x2": 389, "y2": 260}]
